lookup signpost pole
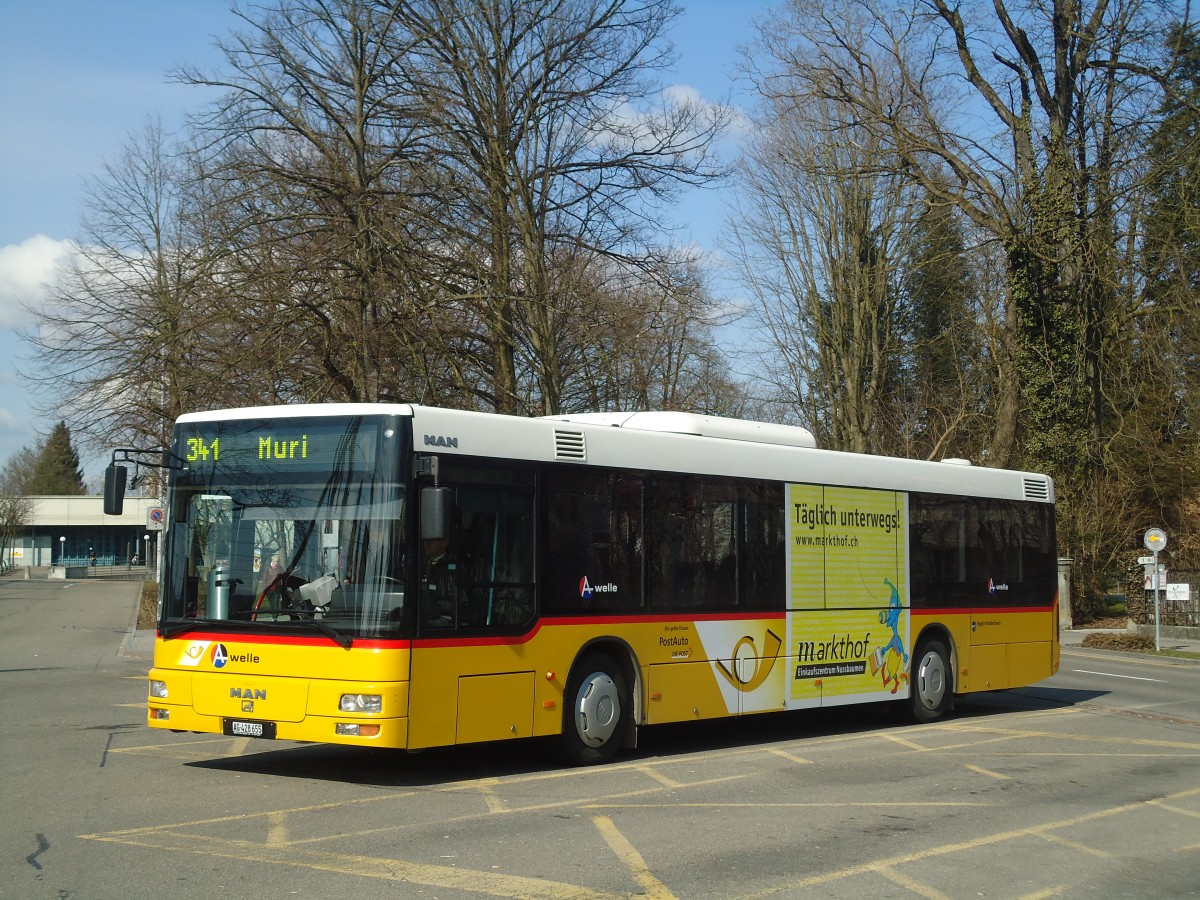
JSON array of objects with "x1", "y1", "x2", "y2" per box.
[
  {"x1": 1143, "y1": 529, "x2": 1168, "y2": 653},
  {"x1": 1153, "y1": 548, "x2": 1161, "y2": 653}
]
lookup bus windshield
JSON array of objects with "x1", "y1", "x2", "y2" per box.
[{"x1": 161, "y1": 415, "x2": 409, "y2": 639}]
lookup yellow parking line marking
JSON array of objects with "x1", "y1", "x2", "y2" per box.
[
  {"x1": 925, "y1": 729, "x2": 1047, "y2": 750},
  {"x1": 107, "y1": 738, "x2": 223, "y2": 750},
  {"x1": 948, "y1": 752, "x2": 1200, "y2": 759},
  {"x1": 740, "y1": 787, "x2": 1200, "y2": 896},
  {"x1": 965, "y1": 764, "x2": 1010, "y2": 780},
  {"x1": 114, "y1": 703, "x2": 144, "y2": 709},
  {"x1": 768, "y1": 748, "x2": 813, "y2": 765},
  {"x1": 583, "y1": 801, "x2": 982, "y2": 810},
  {"x1": 87, "y1": 829, "x2": 622, "y2": 900},
  {"x1": 592, "y1": 815, "x2": 677, "y2": 900},
  {"x1": 266, "y1": 811, "x2": 289, "y2": 847},
  {"x1": 636, "y1": 765, "x2": 683, "y2": 788},
  {"x1": 478, "y1": 778, "x2": 509, "y2": 814},
  {"x1": 80, "y1": 793, "x2": 421, "y2": 839},
  {"x1": 871, "y1": 864, "x2": 951, "y2": 899},
  {"x1": 943, "y1": 724, "x2": 1200, "y2": 751},
  {"x1": 1039, "y1": 832, "x2": 1109, "y2": 858},
  {"x1": 1149, "y1": 801, "x2": 1200, "y2": 820},
  {"x1": 883, "y1": 734, "x2": 930, "y2": 751}
]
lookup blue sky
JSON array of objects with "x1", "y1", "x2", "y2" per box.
[{"x1": 0, "y1": 0, "x2": 771, "y2": 479}]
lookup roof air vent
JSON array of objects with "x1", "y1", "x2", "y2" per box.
[
  {"x1": 1023, "y1": 478, "x2": 1050, "y2": 501},
  {"x1": 554, "y1": 430, "x2": 586, "y2": 461}
]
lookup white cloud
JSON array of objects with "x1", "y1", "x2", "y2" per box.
[
  {"x1": 663, "y1": 83, "x2": 753, "y2": 144},
  {"x1": 0, "y1": 235, "x2": 76, "y2": 329}
]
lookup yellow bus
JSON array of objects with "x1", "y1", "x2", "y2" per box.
[{"x1": 106, "y1": 405, "x2": 1058, "y2": 764}]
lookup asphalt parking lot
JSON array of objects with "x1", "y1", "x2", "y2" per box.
[{"x1": 3, "y1": 576, "x2": 1199, "y2": 898}]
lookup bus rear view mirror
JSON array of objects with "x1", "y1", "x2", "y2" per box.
[
  {"x1": 103, "y1": 465, "x2": 127, "y2": 516},
  {"x1": 420, "y1": 486, "x2": 452, "y2": 541}
]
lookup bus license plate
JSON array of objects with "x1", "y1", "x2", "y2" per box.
[{"x1": 223, "y1": 719, "x2": 276, "y2": 739}]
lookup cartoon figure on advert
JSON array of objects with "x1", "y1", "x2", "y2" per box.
[{"x1": 870, "y1": 577, "x2": 909, "y2": 694}]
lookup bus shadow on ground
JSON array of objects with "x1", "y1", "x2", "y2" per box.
[
  {"x1": 957, "y1": 686, "x2": 1109, "y2": 716},
  {"x1": 186, "y1": 687, "x2": 1108, "y2": 787}
]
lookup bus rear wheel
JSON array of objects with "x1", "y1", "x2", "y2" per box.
[
  {"x1": 562, "y1": 652, "x2": 626, "y2": 765},
  {"x1": 910, "y1": 637, "x2": 951, "y2": 723}
]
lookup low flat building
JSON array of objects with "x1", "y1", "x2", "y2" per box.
[{"x1": 4, "y1": 496, "x2": 163, "y2": 567}]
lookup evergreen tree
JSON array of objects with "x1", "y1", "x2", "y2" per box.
[
  {"x1": 899, "y1": 200, "x2": 982, "y2": 459},
  {"x1": 1145, "y1": 23, "x2": 1200, "y2": 306},
  {"x1": 26, "y1": 422, "x2": 86, "y2": 495}
]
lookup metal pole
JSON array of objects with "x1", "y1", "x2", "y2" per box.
[{"x1": 1153, "y1": 549, "x2": 1161, "y2": 653}]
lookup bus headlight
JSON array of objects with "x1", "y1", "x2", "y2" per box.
[
  {"x1": 149, "y1": 680, "x2": 169, "y2": 699},
  {"x1": 339, "y1": 693, "x2": 382, "y2": 713}
]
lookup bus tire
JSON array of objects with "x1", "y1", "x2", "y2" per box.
[
  {"x1": 562, "y1": 652, "x2": 626, "y2": 765},
  {"x1": 909, "y1": 637, "x2": 951, "y2": 723}
]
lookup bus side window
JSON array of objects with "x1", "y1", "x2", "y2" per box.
[
  {"x1": 741, "y1": 482, "x2": 784, "y2": 609},
  {"x1": 423, "y1": 464, "x2": 537, "y2": 631},
  {"x1": 647, "y1": 475, "x2": 738, "y2": 611},
  {"x1": 544, "y1": 468, "x2": 644, "y2": 614},
  {"x1": 458, "y1": 484, "x2": 535, "y2": 627}
]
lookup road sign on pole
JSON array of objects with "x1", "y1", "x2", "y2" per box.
[{"x1": 1144, "y1": 529, "x2": 1167, "y2": 652}]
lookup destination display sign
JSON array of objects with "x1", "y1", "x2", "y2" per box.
[{"x1": 175, "y1": 418, "x2": 380, "y2": 474}]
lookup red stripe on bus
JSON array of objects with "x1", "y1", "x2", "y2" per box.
[
  {"x1": 156, "y1": 630, "x2": 413, "y2": 650},
  {"x1": 912, "y1": 606, "x2": 1053, "y2": 617},
  {"x1": 416, "y1": 611, "x2": 786, "y2": 649}
]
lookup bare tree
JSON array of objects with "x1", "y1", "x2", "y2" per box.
[
  {"x1": 399, "y1": 0, "x2": 733, "y2": 414},
  {"x1": 27, "y1": 119, "x2": 221, "y2": 464},
  {"x1": 0, "y1": 450, "x2": 36, "y2": 569},
  {"x1": 552, "y1": 250, "x2": 747, "y2": 415},
  {"x1": 753, "y1": 0, "x2": 1189, "y2": 470},
  {"x1": 728, "y1": 70, "x2": 926, "y2": 453},
  {"x1": 178, "y1": 0, "x2": 449, "y2": 405}
]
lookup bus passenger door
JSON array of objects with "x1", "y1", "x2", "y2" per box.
[{"x1": 408, "y1": 463, "x2": 539, "y2": 749}]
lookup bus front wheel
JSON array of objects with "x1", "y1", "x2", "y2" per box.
[
  {"x1": 910, "y1": 638, "x2": 951, "y2": 723},
  {"x1": 562, "y1": 653, "x2": 626, "y2": 765}
]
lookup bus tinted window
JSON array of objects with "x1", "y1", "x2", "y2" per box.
[
  {"x1": 647, "y1": 475, "x2": 738, "y2": 610},
  {"x1": 740, "y1": 482, "x2": 785, "y2": 610},
  {"x1": 419, "y1": 462, "x2": 535, "y2": 632},
  {"x1": 544, "y1": 468, "x2": 644, "y2": 614},
  {"x1": 910, "y1": 494, "x2": 1056, "y2": 608}
]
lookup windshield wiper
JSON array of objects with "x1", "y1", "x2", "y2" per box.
[
  {"x1": 249, "y1": 608, "x2": 353, "y2": 650},
  {"x1": 299, "y1": 616, "x2": 353, "y2": 650}
]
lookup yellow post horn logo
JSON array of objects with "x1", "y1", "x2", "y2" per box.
[{"x1": 715, "y1": 629, "x2": 783, "y2": 692}]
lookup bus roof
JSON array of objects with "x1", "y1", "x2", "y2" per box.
[{"x1": 174, "y1": 403, "x2": 1053, "y2": 503}]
